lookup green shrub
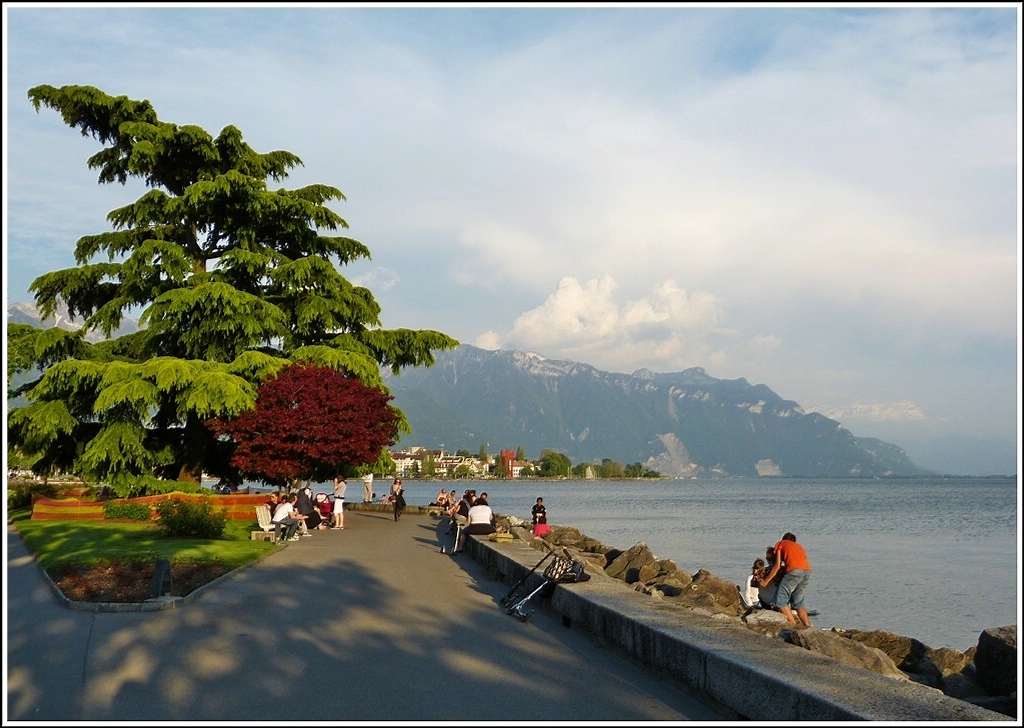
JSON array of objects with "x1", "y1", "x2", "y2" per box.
[
  {"x1": 106, "y1": 476, "x2": 210, "y2": 499},
  {"x1": 102, "y1": 501, "x2": 154, "y2": 521},
  {"x1": 153, "y1": 497, "x2": 228, "y2": 539},
  {"x1": 146, "y1": 479, "x2": 209, "y2": 495},
  {"x1": 7, "y1": 478, "x2": 75, "y2": 510}
]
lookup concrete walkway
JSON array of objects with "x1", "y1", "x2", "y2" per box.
[{"x1": 5, "y1": 510, "x2": 726, "y2": 722}]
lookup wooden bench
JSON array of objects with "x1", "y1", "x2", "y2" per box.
[{"x1": 251, "y1": 504, "x2": 277, "y2": 542}]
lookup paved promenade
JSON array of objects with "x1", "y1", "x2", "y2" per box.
[{"x1": 5, "y1": 510, "x2": 726, "y2": 722}]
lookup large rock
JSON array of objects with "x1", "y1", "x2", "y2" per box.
[
  {"x1": 605, "y1": 542, "x2": 657, "y2": 583},
  {"x1": 787, "y1": 628, "x2": 908, "y2": 679},
  {"x1": 742, "y1": 608, "x2": 791, "y2": 632},
  {"x1": 974, "y1": 625, "x2": 1016, "y2": 696},
  {"x1": 646, "y1": 576, "x2": 690, "y2": 597},
  {"x1": 925, "y1": 646, "x2": 971, "y2": 678},
  {"x1": 550, "y1": 526, "x2": 586, "y2": 548},
  {"x1": 686, "y1": 569, "x2": 744, "y2": 612},
  {"x1": 837, "y1": 629, "x2": 931, "y2": 674},
  {"x1": 940, "y1": 672, "x2": 988, "y2": 700},
  {"x1": 650, "y1": 568, "x2": 693, "y2": 594}
]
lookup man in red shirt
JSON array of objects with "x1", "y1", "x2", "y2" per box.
[{"x1": 760, "y1": 532, "x2": 813, "y2": 627}]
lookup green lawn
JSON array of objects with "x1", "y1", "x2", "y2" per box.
[{"x1": 12, "y1": 511, "x2": 276, "y2": 572}]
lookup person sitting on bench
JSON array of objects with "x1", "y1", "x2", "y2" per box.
[
  {"x1": 272, "y1": 493, "x2": 303, "y2": 542},
  {"x1": 446, "y1": 490, "x2": 472, "y2": 534}
]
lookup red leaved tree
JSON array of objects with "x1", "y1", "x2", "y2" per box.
[{"x1": 206, "y1": 363, "x2": 401, "y2": 488}]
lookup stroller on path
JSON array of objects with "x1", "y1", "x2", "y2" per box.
[{"x1": 505, "y1": 547, "x2": 589, "y2": 622}]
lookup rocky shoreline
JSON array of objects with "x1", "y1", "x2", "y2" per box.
[{"x1": 486, "y1": 509, "x2": 1017, "y2": 718}]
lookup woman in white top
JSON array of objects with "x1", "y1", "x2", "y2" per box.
[
  {"x1": 741, "y1": 558, "x2": 767, "y2": 609},
  {"x1": 464, "y1": 495, "x2": 496, "y2": 535},
  {"x1": 453, "y1": 494, "x2": 495, "y2": 553},
  {"x1": 332, "y1": 476, "x2": 347, "y2": 529}
]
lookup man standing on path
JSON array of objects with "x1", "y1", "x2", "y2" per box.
[
  {"x1": 761, "y1": 532, "x2": 812, "y2": 627},
  {"x1": 362, "y1": 473, "x2": 373, "y2": 503}
]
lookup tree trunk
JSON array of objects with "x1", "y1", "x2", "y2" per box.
[{"x1": 176, "y1": 413, "x2": 206, "y2": 484}]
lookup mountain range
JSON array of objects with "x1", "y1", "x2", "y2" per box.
[
  {"x1": 6, "y1": 302, "x2": 926, "y2": 478},
  {"x1": 383, "y1": 345, "x2": 929, "y2": 478},
  {"x1": 7, "y1": 301, "x2": 137, "y2": 343}
]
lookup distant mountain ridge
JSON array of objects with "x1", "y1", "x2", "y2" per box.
[
  {"x1": 7, "y1": 302, "x2": 924, "y2": 478},
  {"x1": 383, "y1": 345, "x2": 928, "y2": 478},
  {"x1": 7, "y1": 301, "x2": 138, "y2": 342}
]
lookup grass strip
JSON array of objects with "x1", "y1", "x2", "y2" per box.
[{"x1": 13, "y1": 513, "x2": 275, "y2": 573}]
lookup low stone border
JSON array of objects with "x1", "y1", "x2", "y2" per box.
[{"x1": 28, "y1": 536, "x2": 281, "y2": 613}]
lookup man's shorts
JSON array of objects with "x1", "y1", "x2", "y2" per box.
[{"x1": 773, "y1": 569, "x2": 811, "y2": 610}]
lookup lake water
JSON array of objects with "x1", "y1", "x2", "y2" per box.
[{"x1": 266, "y1": 475, "x2": 1018, "y2": 651}]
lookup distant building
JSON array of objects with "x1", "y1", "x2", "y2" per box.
[{"x1": 386, "y1": 447, "x2": 529, "y2": 478}]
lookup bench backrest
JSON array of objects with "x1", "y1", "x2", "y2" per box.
[{"x1": 255, "y1": 504, "x2": 273, "y2": 530}]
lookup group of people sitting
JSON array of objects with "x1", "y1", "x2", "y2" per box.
[
  {"x1": 441, "y1": 488, "x2": 496, "y2": 552},
  {"x1": 266, "y1": 481, "x2": 345, "y2": 542}
]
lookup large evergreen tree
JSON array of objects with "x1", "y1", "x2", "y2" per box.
[{"x1": 8, "y1": 84, "x2": 458, "y2": 494}]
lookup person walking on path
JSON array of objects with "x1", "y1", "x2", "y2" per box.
[
  {"x1": 392, "y1": 478, "x2": 406, "y2": 521},
  {"x1": 332, "y1": 476, "x2": 347, "y2": 529},
  {"x1": 760, "y1": 532, "x2": 812, "y2": 627}
]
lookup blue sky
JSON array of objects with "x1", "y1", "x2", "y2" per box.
[{"x1": 3, "y1": 4, "x2": 1020, "y2": 476}]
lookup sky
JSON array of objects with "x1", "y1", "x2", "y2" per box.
[{"x1": 3, "y1": 3, "x2": 1021, "y2": 476}]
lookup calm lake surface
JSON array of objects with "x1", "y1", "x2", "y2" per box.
[{"x1": 290, "y1": 475, "x2": 1019, "y2": 650}]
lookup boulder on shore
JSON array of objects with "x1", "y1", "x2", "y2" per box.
[{"x1": 974, "y1": 625, "x2": 1016, "y2": 696}]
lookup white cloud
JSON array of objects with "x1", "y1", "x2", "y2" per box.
[
  {"x1": 473, "y1": 330, "x2": 501, "y2": 350},
  {"x1": 496, "y1": 275, "x2": 731, "y2": 372},
  {"x1": 351, "y1": 267, "x2": 400, "y2": 292}
]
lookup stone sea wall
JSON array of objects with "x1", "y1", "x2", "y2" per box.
[{"x1": 479, "y1": 509, "x2": 1016, "y2": 718}]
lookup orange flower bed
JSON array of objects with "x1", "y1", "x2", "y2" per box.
[{"x1": 30, "y1": 492, "x2": 270, "y2": 520}]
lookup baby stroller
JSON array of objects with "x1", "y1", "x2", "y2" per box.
[
  {"x1": 500, "y1": 546, "x2": 556, "y2": 607},
  {"x1": 506, "y1": 548, "x2": 589, "y2": 622}
]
